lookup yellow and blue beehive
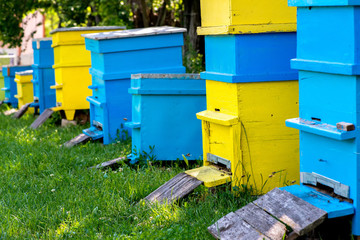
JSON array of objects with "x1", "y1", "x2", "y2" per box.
[
  {"x1": 193, "y1": 0, "x2": 300, "y2": 194},
  {"x1": 50, "y1": 26, "x2": 125, "y2": 120},
  {"x1": 198, "y1": 0, "x2": 297, "y2": 35},
  {"x1": 15, "y1": 70, "x2": 34, "y2": 114}
]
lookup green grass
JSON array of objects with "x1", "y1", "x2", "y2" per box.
[
  {"x1": 0, "y1": 106, "x2": 253, "y2": 239},
  {"x1": 0, "y1": 76, "x2": 4, "y2": 100}
]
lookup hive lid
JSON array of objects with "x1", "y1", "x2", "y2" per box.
[
  {"x1": 33, "y1": 37, "x2": 52, "y2": 42},
  {"x1": 131, "y1": 73, "x2": 200, "y2": 79},
  {"x1": 15, "y1": 70, "x2": 33, "y2": 76},
  {"x1": 288, "y1": 0, "x2": 360, "y2": 6},
  {"x1": 50, "y1": 26, "x2": 126, "y2": 34},
  {"x1": 82, "y1": 26, "x2": 186, "y2": 40}
]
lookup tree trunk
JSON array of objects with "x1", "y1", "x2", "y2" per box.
[
  {"x1": 183, "y1": 0, "x2": 204, "y2": 55},
  {"x1": 138, "y1": 0, "x2": 150, "y2": 27},
  {"x1": 156, "y1": 0, "x2": 169, "y2": 26}
]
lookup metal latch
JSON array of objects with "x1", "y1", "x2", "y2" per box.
[
  {"x1": 93, "y1": 120, "x2": 103, "y2": 129},
  {"x1": 207, "y1": 153, "x2": 231, "y2": 170},
  {"x1": 301, "y1": 172, "x2": 350, "y2": 198}
]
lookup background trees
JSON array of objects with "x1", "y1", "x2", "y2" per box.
[{"x1": 0, "y1": 0, "x2": 204, "y2": 72}]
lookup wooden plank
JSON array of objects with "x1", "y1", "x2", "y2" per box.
[
  {"x1": 88, "y1": 156, "x2": 127, "y2": 169},
  {"x1": 12, "y1": 103, "x2": 31, "y2": 119},
  {"x1": 144, "y1": 173, "x2": 203, "y2": 204},
  {"x1": 3, "y1": 108, "x2": 17, "y2": 116},
  {"x1": 253, "y1": 188, "x2": 327, "y2": 236},
  {"x1": 30, "y1": 108, "x2": 54, "y2": 129},
  {"x1": 63, "y1": 133, "x2": 91, "y2": 148},
  {"x1": 208, "y1": 212, "x2": 269, "y2": 240},
  {"x1": 234, "y1": 203, "x2": 287, "y2": 240}
]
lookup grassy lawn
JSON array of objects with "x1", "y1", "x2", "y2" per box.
[{"x1": 0, "y1": 106, "x2": 253, "y2": 239}]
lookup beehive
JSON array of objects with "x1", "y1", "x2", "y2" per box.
[
  {"x1": 201, "y1": 33, "x2": 297, "y2": 83},
  {"x1": 15, "y1": 70, "x2": 34, "y2": 113},
  {"x1": 31, "y1": 38, "x2": 56, "y2": 113},
  {"x1": 197, "y1": 0, "x2": 297, "y2": 35},
  {"x1": 126, "y1": 74, "x2": 206, "y2": 162},
  {"x1": 198, "y1": 80, "x2": 299, "y2": 193},
  {"x1": 50, "y1": 26, "x2": 125, "y2": 120},
  {"x1": 1, "y1": 65, "x2": 32, "y2": 108},
  {"x1": 81, "y1": 26, "x2": 186, "y2": 144},
  {"x1": 286, "y1": 0, "x2": 360, "y2": 236}
]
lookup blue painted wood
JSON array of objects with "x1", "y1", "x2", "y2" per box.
[
  {"x1": 82, "y1": 27, "x2": 186, "y2": 145},
  {"x1": 281, "y1": 185, "x2": 354, "y2": 219},
  {"x1": 289, "y1": 0, "x2": 360, "y2": 6},
  {"x1": 286, "y1": 118, "x2": 357, "y2": 140},
  {"x1": 1, "y1": 65, "x2": 32, "y2": 108},
  {"x1": 291, "y1": 6, "x2": 360, "y2": 75},
  {"x1": 125, "y1": 74, "x2": 205, "y2": 162},
  {"x1": 31, "y1": 38, "x2": 56, "y2": 113},
  {"x1": 288, "y1": 0, "x2": 360, "y2": 234},
  {"x1": 200, "y1": 33, "x2": 297, "y2": 83}
]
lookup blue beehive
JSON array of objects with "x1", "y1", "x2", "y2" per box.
[
  {"x1": 1, "y1": 65, "x2": 32, "y2": 108},
  {"x1": 31, "y1": 38, "x2": 56, "y2": 113},
  {"x1": 201, "y1": 33, "x2": 297, "y2": 83},
  {"x1": 126, "y1": 74, "x2": 206, "y2": 162},
  {"x1": 82, "y1": 26, "x2": 186, "y2": 145},
  {"x1": 285, "y1": 0, "x2": 360, "y2": 236},
  {"x1": 289, "y1": 0, "x2": 360, "y2": 75}
]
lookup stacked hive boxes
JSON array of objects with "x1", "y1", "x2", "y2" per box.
[
  {"x1": 286, "y1": 0, "x2": 360, "y2": 236},
  {"x1": 31, "y1": 38, "x2": 56, "y2": 113},
  {"x1": 81, "y1": 27, "x2": 186, "y2": 145},
  {"x1": 1, "y1": 65, "x2": 32, "y2": 108},
  {"x1": 15, "y1": 70, "x2": 34, "y2": 113},
  {"x1": 50, "y1": 26, "x2": 125, "y2": 120},
  {"x1": 197, "y1": 0, "x2": 300, "y2": 193},
  {"x1": 126, "y1": 74, "x2": 206, "y2": 162}
]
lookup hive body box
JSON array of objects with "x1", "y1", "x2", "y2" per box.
[
  {"x1": 289, "y1": 1, "x2": 360, "y2": 75},
  {"x1": 126, "y1": 74, "x2": 206, "y2": 162},
  {"x1": 15, "y1": 70, "x2": 34, "y2": 113},
  {"x1": 50, "y1": 26, "x2": 125, "y2": 120},
  {"x1": 285, "y1": 0, "x2": 360, "y2": 236},
  {"x1": 1, "y1": 65, "x2": 32, "y2": 108},
  {"x1": 31, "y1": 38, "x2": 56, "y2": 113},
  {"x1": 82, "y1": 27, "x2": 186, "y2": 144},
  {"x1": 201, "y1": 33, "x2": 297, "y2": 83},
  {"x1": 198, "y1": 80, "x2": 299, "y2": 193},
  {"x1": 198, "y1": 0, "x2": 297, "y2": 35}
]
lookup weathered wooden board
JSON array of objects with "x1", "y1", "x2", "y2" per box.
[
  {"x1": 235, "y1": 203, "x2": 287, "y2": 239},
  {"x1": 88, "y1": 156, "x2": 127, "y2": 169},
  {"x1": 13, "y1": 103, "x2": 31, "y2": 119},
  {"x1": 253, "y1": 188, "x2": 327, "y2": 236},
  {"x1": 63, "y1": 133, "x2": 91, "y2": 148},
  {"x1": 208, "y1": 212, "x2": 269, "y2": 240},
  {"x1": 3, "y1": 108, "x2": 17, "y2": 116},
  {"x1": 144, "y1": 172, "x2": 203, "y2": 204},
  {"x1": 30, "y1": 108, "x2": 54, "y2": 129}
]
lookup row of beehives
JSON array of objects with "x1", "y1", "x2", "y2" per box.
[{"x1": 2, "y1": 0, "x2": 360, "y2": 237}]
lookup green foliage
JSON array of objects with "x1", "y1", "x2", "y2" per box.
[
  {"x1": 97, "y1": 0, "x2": 133, "y2": 28},
  {"x1": 183, "y1": 38, "x2": 205, "y2": 73}
]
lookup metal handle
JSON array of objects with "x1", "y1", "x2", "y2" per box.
[{"x1": 88, "y1": 85, "x2": 99, "y2": 90}]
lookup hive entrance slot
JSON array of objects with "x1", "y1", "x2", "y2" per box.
[
  {"x1": 215, "y1": 108, "x2": 220, "y2": 112},
  {"x1": 311, "y1": 117, "x2": 321, "y2": 122},
  {"x1": 305, "y1": 183, "x2": 353, "y2": 204},
  {"x1": 206, "y1": 153, "x2": 231, "y2": 170}
]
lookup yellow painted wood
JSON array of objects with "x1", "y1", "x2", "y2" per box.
[
  {"x1": 185, "y1": 166, "x2": 231, "y2": 188},
  {"x1": 198, "y1": 0, "x2": 297, "y2": 35},
  {"x1": 50, "y1": 28, "x2": 121, "y2": 120},
  {"x1": 198, "y1": 80, "x2": 300, "y2": 194},
  {"x1": 14, "y1": 73, "x2": 34, "y2": 113}
]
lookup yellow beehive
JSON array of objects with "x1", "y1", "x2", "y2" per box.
[
  {"x1": 15, "y1": 70, "x2": 34, "y2": 114},
  {"x1": 50, "y1": 26, "x2": 125, "y2": 120},
  {"x1": 196, "y1": 80, "x2": 300, "y2": 193},
  {"x1": 197, "y1": 0, "x2": 297, "y2": 35}
]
